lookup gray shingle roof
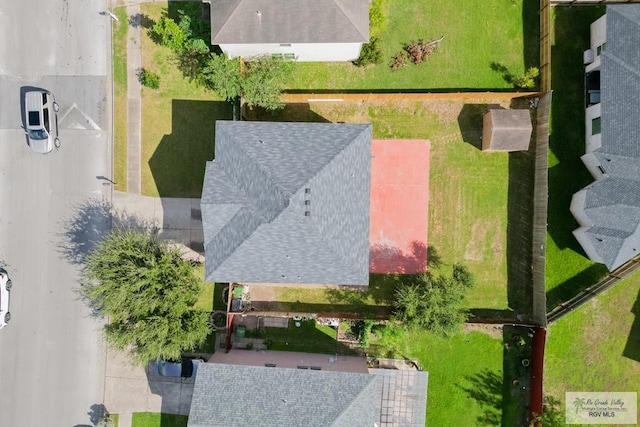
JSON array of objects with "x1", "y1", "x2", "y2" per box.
[
  {"x1": 188, "y1": 363, "x2": 377, "y2": 427},
  {"x1": 209, "y1": 0, "x2": 369, "y2": 45},
  {"x1": 201, "y1": 121, "x2": 371, "y2": 285},
  {"x1": 572, "y1": 5, "x2": 640, "y2": 270}
]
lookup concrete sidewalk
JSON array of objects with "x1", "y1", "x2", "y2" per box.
[{"x1": 112, "y1": 191, "x2": 204, "y2": 261}]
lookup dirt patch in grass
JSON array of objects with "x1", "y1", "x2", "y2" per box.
[{"x1": 463, "y1": 323, "x2": 503, "y2": 339}]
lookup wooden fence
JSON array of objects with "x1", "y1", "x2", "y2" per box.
[
  {"x1": 540, "y1": 0, "x2": 552, "y2": 92},
  {"x1": 531, "y1": 93, "x2": 552, "y2": 327},
  {"x1": 281, "y1": 91, "x2": 537, "y2": 103}
]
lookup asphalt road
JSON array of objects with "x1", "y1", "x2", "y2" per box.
[{"x1": 0, "y1": 0, "x2": 112, "y2": 426}]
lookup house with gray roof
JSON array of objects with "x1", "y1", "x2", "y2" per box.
[
  {"x1": 204, "y1": 0, "x2": 369, "y2": 61},
  {"x1": 188, "y1": 362, "x2": 429, "y2": 427},
  {"x1": 571, "y1": 5, "x2": 640, "y2": 271},
  {"x1": 188, "y1": 363, "x2": 377, "y2": 427},
  {"x1": 201, "y1": 121, "x2": 371, "y2": 286}
]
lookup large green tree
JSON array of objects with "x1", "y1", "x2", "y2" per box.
[
  {"x1": 81, "y1": 228, "x2": 210, "y2": 366},
  {"x1": 201, "y1": 54, "x2": 292, "y2": 110},
  {"x1": 393, "y1": 264, "x2": 475, "y2": 336}
]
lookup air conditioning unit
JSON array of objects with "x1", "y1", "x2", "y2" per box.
[{"x1": 584, "y1": 49, "x2": 594, "y2": 65}]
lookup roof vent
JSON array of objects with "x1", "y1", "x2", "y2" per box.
[
  {"x1": 305, "y1": 188, "x2": 311, "y2": 194},
  {"x1": 304, "y1": 211, "x2": 311, "y2": 217},
  {"x1": 304, "y1": 200, "x2": 310, "y2": 206}
]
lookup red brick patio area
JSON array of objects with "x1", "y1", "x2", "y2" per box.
[{"x1": 370, "y1": 139, "x2": 430, "y2": 274}]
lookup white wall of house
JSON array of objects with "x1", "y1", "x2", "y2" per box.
[
  {"x1": 571, "y1": 190, "x2": 604, "y2": 264},
  {"x1": 585, "y1": 103, "x2": 602, "y2": 153},
  {"x1": 581, "y1": 152, "x2": 607, "y2": 180},
  {"x1": 220, "y1": 43, "x2": 363, "y2": 62},
  {"x1": 586, "y1": 15, "x2": 607, "y2": 73}
]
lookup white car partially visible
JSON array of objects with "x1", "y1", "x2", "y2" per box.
[{"x1": 0, "y1": 269, "x2": 12, "y2": 329}]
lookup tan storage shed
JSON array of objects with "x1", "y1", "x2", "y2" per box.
[{"x1": 482, "y1": 109, "x2": 532, "y2": 151}]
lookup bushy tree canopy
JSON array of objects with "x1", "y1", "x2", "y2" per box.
[
  {"x1": 81, "y1": 229, "x2": 210, "y2": 365},
  {"x1": 393, "y1": 264, "x2": 475, "y2": 336},
  {"x1": 150, "y1": 17, "x2": 186, "y2": 52},
  {"x1": 201, "y1": 54, "x2": 291, "y2": 110}
]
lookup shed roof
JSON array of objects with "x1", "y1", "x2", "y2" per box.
[
  {"x1": 201, "y1": 121, "x2": 371, "y2": 285},
  {"x1": 482, "y1": 109, "x2": 532, "y2": 151},
  {"x1": 209, "y1": 0, "x2": 369, "y2": 45}
]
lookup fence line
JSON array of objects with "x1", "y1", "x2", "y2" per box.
[
  {"x1": 531, "y1": 93, "x2": 551, "y2": 327},
  {"x1": 540, "y1": 0, "x2": 552, "y2": 92},
  {"x1": 551, "y1": 0, "x2": 640, "y2": 4},
  {"x1": 281, "y1": 91, "x2": 537, "y2": 103},
  {"x1": 547, "y1": 256, "x2": 640, "y2": 323}
]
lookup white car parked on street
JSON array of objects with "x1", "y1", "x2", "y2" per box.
[
  {"x1": 0, "y1": 269, "x2": 12, "y2": 329},
  {"x1": 23, "y1": 90, "x2": 61, "y2": 154}
]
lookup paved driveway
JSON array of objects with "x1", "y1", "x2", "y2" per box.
[{"x1": 104, "y1": 349, "x2": 195, "y2": 415}]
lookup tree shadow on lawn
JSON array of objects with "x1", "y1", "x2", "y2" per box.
[
  {"x1": 262, "y1": 319, "x2": 358, "y2": 355},
  {"x1": 459, "y1": 326, "x2": 534, "y2": 427},
  {"x1": 148, "y1": 99, "x2": 233, "y2": 198},
  {"x1": 243, "y1": 102, "x2": 332, "y2": 122},
  {"x1": 458, "y1": 369, "x2": 503, "y2": 426},
  {"x1": 623, "y1": 286, "x2": 640, "y2": 362}
]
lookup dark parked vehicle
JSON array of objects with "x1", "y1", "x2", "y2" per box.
[{"x1": 150, "y1": 358, "x2": 202, "y2": 378}]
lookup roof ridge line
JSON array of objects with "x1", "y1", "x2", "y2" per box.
[
  {"x1": 330, "y1": 374, "x2": 377, "y2": 426},
  {"x1": 214, "y1": 0, "x2": 246, "y2": 43},
  {"x1": 305, "y1": 124, "x2": 371, "y2": 262},
  {"x1": 223, "y1": 127, "x2": 290, "y2": 221},
  {"x1": 332, "y1": 0, "x2": 369, "y2": 41}
]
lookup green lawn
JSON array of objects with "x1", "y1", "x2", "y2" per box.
[
  {"x1": 287, "y1": 0, "x2": 538, "y2": 90},
  {"x1": 112, "y1": 6, "x2": 129, "y2": 192},
  {"x1": 545, "y1": 5, "x2": 608, "y2": 308},
  {"x1": 140, "y1": 3, "x2": 232, "y2": 198},
  {"x1": 271, "y1": 274, "x2": 396, "y2": 318},
  {"x1": 371, "y1": 327, "x2": 504, "y2": 426},
  {"x1": 545, "y1": 274, "x2": 640, "y2": 417},
  {"x1": 250, "y1": 319, "x2": 357, "y2": 355},
  {"x1": 131, "y1": 412, "x2": 188, "y2": 427}
]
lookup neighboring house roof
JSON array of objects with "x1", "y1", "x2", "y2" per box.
[
  {"x1": 201, "y1": 121, "x2": 372, "y2": 285},
  {"x1": 209, "y1": 0, "x2": 369, "y2": 45},
  {"x1": 572, "y1": 5, "x2": 640, "y2": 271},
  {"x1": 188, "y1": 363, "x2": 377, "y2": 427}
]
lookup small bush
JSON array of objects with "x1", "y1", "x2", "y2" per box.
[
  {"x1": 149, "y1": 17, "x2": 186, "y2": 52},
  {"x1": 369, "y1": 0, "x2": 388, "y2": 38},
  {"x1": 354, "y1": 37, "x2": 382, "y2": 67},
  {"x1": 138, "y1": 68, "x2": 160, "y2": 89},
  {"x1": 511, "y1": 67, "x2": 540, "y2": 89}
]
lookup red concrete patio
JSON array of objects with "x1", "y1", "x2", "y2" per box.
[{"x1": 370, "y1": 139, "x2": 430, "y2": 274}]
